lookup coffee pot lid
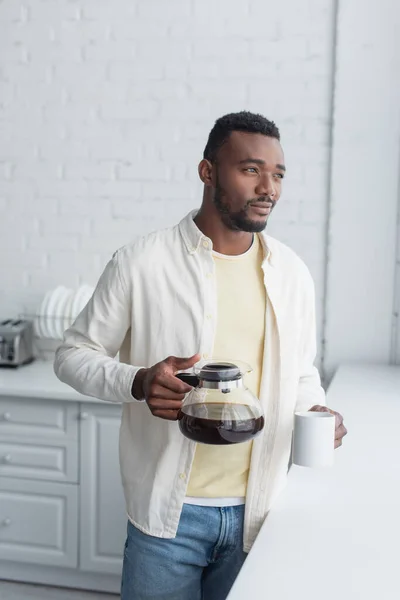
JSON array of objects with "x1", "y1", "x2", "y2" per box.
[{"x1": 195, "y1": 360, "x2": 251, "y2": 382}]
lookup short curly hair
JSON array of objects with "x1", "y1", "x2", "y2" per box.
[{"x1": 203, "y1": 111, "x2": 280, "y2": 162}]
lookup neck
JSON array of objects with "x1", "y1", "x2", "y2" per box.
[{"x1": 194, "y1": 205, "x2": 254, "y2": 256}]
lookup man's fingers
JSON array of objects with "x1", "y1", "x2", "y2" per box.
[
  {"x1": 166, "y1": 353, "x2": 201, "y2": 372},
  {"x1": 335, "y1": 423, "x2": 348, "y2": 441},
  {"x1": 309, "y1": 405, "x2": 330, "y2": 413},
  {"x1": 148, "y1": 398, "x2": 183, "y2": 411},
  {"x1": 310, "y1": 406, "x2": 345, "y2": 429},
  {"x1": 155, "y1": 374, "x2": 192, "y2": 395},
  {"x1": 310, "y1": 406, "x2": 347, "y2": 447},
  {"x1": 152, "y1": 409, "x2": 180, "y2": 421},
  {"x1": 334, "y1": 412, "x2": 343, "y2": 428},
  {"x1": 149, "y1": 381, "x2": 187, "y2": 400}
]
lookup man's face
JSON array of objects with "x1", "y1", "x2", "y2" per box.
[{"x1": 205, "y1": 131, "x2": 285, "y2": 232}]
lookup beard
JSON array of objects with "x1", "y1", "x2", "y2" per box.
[{"x1": 213, "y1": 182, "x2": 276, "y2": 233}]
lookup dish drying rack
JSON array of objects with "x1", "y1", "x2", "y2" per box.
[
  {"x1": 21, "y1": 312, "x2": 75, "y2": 341},
  {"x1": 17, "y1": 285, "x2": 94, "y2": 360},
  {"x1": 18, "y1": 312, "x2": 74, "y2": 360}
]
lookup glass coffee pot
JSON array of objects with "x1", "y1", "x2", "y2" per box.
[{"x1": 176, "y1": 361, "x2": 264, "y2": 445}]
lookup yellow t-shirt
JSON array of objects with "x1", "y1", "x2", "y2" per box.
[{"x1": 186, "y1": 233, "x2": 266, "y2": 498}]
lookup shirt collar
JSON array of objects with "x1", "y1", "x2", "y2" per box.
[{"x1": 178, "y1": 210, "x2": 274, "y2": 265}]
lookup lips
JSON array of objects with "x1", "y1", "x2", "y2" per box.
[
  {"x1": 250, "y1": 203, "x2": 272, "y2": 215},
  {"x1": 250, "y1": 203, "x2": 273, "y2": 209}
]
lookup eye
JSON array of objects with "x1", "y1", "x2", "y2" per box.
[
  {"x1": 244, "y1": 167, "x2": 258, "y2": 174},
  {"x1": 274, "y1": 173, "x2": 284, "y2": 179}
]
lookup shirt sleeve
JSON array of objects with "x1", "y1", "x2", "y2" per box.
[
  {"x1": 54, "y1": 249, "x2": 144, "y2": 404},
  {"x1": 295, "y1": 273, "x2": 326, "y2": 413}
]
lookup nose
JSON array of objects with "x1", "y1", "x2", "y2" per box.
[{"x1": 255, "y1": 173, "x2": 277, "y2": 199}]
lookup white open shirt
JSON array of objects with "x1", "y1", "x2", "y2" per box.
[{"x1": 54, "y1": 210, "x2": 325, "y2": 552}]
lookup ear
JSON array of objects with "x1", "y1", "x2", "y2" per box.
[{"x1": 198, "y1": 159, "x2": 214, "y2": 186}]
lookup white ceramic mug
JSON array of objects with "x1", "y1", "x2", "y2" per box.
[{"x1": 292, "y1": 411, "x2": 335, "y2": 467}]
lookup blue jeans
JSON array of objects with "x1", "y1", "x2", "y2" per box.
[{"x1": 121, "y1": 504, "x2": 247, "y2": 600}]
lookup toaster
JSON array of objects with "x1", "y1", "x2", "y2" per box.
[{"x1": 0, "y1": 319, "x2": 35, "y2": 367}]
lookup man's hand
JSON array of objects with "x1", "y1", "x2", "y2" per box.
[
  {"x1": 133, "y1": 354, "x2": 201, "y2": 421},
  {"x1": 309, "y1": 405, "x2": 348, "y2": 449}
]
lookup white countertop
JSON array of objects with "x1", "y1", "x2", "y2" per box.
[
  {"x1": 228, "y1": 363, "x2": 400, "y2": 600},
  {"x1": 0, "y1": 359, "x2": 110, "y2": 404}
]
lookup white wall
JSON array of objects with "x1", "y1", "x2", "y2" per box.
[
  {"x1": 394, "y1": 150, "x2": 400, "y2": 364},
  {"x1": 0, "y1": 0, "x2": 336, "y2": 360},
  {"x1": 323, "y1": 0, "x2": 400, "y2": 379}
]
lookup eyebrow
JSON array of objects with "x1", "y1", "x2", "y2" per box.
[{"x1": 238, "y1": 158, "x2": 286, "y2": 171}]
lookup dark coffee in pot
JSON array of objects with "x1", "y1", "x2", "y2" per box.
[{"x1": 178, "y1": 402, "x2": 264, "y2": 445}]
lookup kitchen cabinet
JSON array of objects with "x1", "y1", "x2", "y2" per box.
[
  {"x1": 0, "y1": 362, "x2": 126, "y2": 593},
  {"x1": 0, "y1": 478, "x2": 78, "y2": 568},
  {"x1": 79, "y1": 404, "x2": 127, "y2": 574},
  {"x1": 0, "y1": 397, "x2": 78, "y2": 483}
]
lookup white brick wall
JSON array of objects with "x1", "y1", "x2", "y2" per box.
[
  {"x1": 324, "y1": 0, "x2": 400, "y2": 377},
  {"x1": 0, "y1": 0, "x2": 336, "y2": 361}
]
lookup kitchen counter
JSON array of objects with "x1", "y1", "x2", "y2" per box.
[
  {"x1": 0, "y1": 359, "x2": 112, "y2": 404},
  {"x1": 228, "y1": 363, "x2": 400, "y2": 600}
]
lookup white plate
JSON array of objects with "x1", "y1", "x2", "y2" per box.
[
  {"x1": 45, "y1": 286, "x2": 68, "y2": 340},
  {"x1": 38, "y1": 289, "x2": 53, "y2": 339},
  {"x1": 54, "y1": 288, "x2": 74, "y2": 339},
  {"x1": 70, "y1": 287, "x2": 85, "y2": 320},
  {"x1": 62, "y1": 290, "x2": 75, "y2": 333},
  {"x1": 34, "y1": 316, "x2": 42, "y2": 338},
  {"x1": 34, "y1": 293, "x2": 47, "y2": 338}
]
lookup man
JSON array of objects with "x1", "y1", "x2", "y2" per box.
[{"x1": 54, "y1": 111, "x2": 347, "y2": 600}]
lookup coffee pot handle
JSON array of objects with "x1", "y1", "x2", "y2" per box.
[{"x1": 176, "y1": 373, "x2": 199, "y2": 387}]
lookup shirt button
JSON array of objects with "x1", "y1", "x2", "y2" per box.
[
  {"x1": 203, "y1": 352, "x2": 209, "y2": 359},
  {"x1": 206, "y1": 272, "x2": 213, "y2": 279},
  {"x1": 179, "y1": 473, "x2": 186, "y2": 480},
  {"x1": 206, "y1": 314, "x2": 212, "y2": 320},
  {"x1": 202, "y1": 239, "x2": 210, "y2": 249}
]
